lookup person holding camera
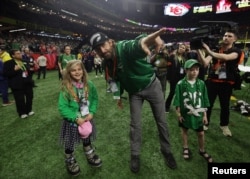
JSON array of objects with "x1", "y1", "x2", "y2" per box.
[
  {"x1": 197, "y1": 30, "x2": 242, "y2": 137},
  {"x1": 89, "y1": 28, "x2": 177, "y2": 173},
  {"x1": 185, "y1": 44, "x2": 207, "y2": 81},
  {"x1": 150, "y1": 45, "x2": 169, "y2": 98}
]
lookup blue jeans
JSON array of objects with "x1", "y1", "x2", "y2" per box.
[
  {"x1": 0, "y1": 79, "x2": 9, "y2": 103},
  {"x1": 129, "y1": 78, "x2": 172, "y2": 156}
]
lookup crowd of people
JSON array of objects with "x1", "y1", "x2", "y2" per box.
[{"x1": 0, "y1": 28, "x2": 249, "y2": 176}]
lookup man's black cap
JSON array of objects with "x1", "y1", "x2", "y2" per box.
[{"x1": 89, "y1": 32, "x2": 109, "y2": 49}]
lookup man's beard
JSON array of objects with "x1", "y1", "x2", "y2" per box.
[
  {"x1": 102, "y1": 47, "x2": 115, "y2": 60},
  {"x1": 103, "y1": 51, "x2": 113, "y2": 59}
]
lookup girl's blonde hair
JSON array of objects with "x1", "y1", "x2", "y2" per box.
[{"x1": 61, "y1": 60, "x2": 88, "y2": 101}]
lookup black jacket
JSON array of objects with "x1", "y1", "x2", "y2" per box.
[
  {"x1": 166, "y1": 54, "x2": 186, "y2": 83},
  {"x1": 3, "y1": 59, "x2": 33, "y2": 89}
]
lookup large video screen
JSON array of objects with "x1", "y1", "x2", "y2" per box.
[{"x1": 164, "y1": 0, "x2": 250, "y2": 16}]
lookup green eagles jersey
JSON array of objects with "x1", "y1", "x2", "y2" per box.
[
  {"x1": 104, "y1": 34, "x2": 155, "y2": 95},
  {"x1": 173, "y1": 78, "x2": 210, "y2": 130},
  {"x1": 59, "y1": 54, "x2": 76, "y2": 69}
]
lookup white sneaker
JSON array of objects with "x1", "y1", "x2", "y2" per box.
[
  {"x1": 28, "y1": 111, "x2": 35, "y2": 116},
  {"x1": 220, "y1": 126, "x2": 232, "y2": 137},
  {"x1": 203, "y1": 125, "x2": 208, "y2": 131},
  {"x1": 2, "y1": 101, "x2": 14, "y2": 107},
  {"x1": 21, "y1": 114, "x2": 28, "y2": 119}
]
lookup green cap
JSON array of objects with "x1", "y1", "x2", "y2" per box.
[{"x1": 184, "y1": 59, "x2": 200, "y2": 69}]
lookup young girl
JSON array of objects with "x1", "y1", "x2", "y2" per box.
[
  {"x1": 173, "y1": 59, "x2": 213, "y2": 163},
  {"x1": 58, "y1": 60, "x2": 102, "y2": 176}
]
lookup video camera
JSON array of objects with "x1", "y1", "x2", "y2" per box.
[{"x1": 190, "y1": 21, "x2": 238, "y2": 50}]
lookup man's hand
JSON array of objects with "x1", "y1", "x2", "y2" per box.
[
  {"x1": 202, "y1": 42, "x2": 211, "y2": 53},
  {"x1": 141, "y1": 27, "x2": 167, "y2": 56},
  {"x1": 14, "y1": 65, "x2": 20, "y2": 71}
]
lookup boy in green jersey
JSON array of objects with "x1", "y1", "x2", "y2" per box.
[{"x1": 173, "y1": 59, "x2": 212, "y2": 163}]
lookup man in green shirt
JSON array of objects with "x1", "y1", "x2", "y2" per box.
[{"x1": 90, "y1": 28, "x2": 177, "y2": 173}]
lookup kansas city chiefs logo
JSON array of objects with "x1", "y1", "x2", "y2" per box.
[{"x1": 164, "y1": 3, "x2": 190, "y2": 16}]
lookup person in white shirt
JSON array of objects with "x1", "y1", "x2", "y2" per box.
[
  {"x1": 37, "y1": 53, "x2": 47, "y2": 79},
  {"x1": 93, "y1": 52, "x2": 103, "y2": 77}
]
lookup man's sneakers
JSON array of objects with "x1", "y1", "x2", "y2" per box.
[
  {"x1": 204, "y1": 125, "x2": 232, "y2": 137},
  {"x1": 130, "y1": 155, "x2": 140, "y2": 173},
  {"x1": 130, "y1": 152, "x2": 176, "y2": 173},
  {"x1": 20, "y1": 111, "x2": 35, "y2": 119},
  {"x1": 220, "y1": 126, "x2": 232, "y2": 137},
  {"x1": 21, "y1": 114, "x2": 28, "y2": 119},
  {"x1": 28, "y1": 111, "x2": 35, "y2": 116},
  {"x1": 2, "y1": 101, "x2": 14, "y2": 107}
]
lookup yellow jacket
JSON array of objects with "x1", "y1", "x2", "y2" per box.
[{"x1": 0, "y1": 51, "x2": 12, "y2": 63}]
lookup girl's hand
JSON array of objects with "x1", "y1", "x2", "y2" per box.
[
  {"x1": 76, "y1": 114, "x2": 93, "y2": 125},
  {"x1": 84, "y1": 113, "x2": 93, "y2": 122},
  {"x1": 76, "y1": 118, "x2": 85, "y2": 125}
]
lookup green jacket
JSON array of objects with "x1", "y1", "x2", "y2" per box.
[
  {"x1": 104, "y1": 34, "x2": 155, "y2": 95},
  {"x1": 58, "y1": 80, "x2": 98, "y2": 123}
]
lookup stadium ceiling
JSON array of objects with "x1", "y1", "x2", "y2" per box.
[
  {"x1": 59, "y1": 0, "x2": 250, "y2": 27},
  {"x1": 4, "y1": 0, "x2": 250, "y2": 27},
  {"x1": 1, "y1": 0, "x2": 250, "y2": 42}
]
